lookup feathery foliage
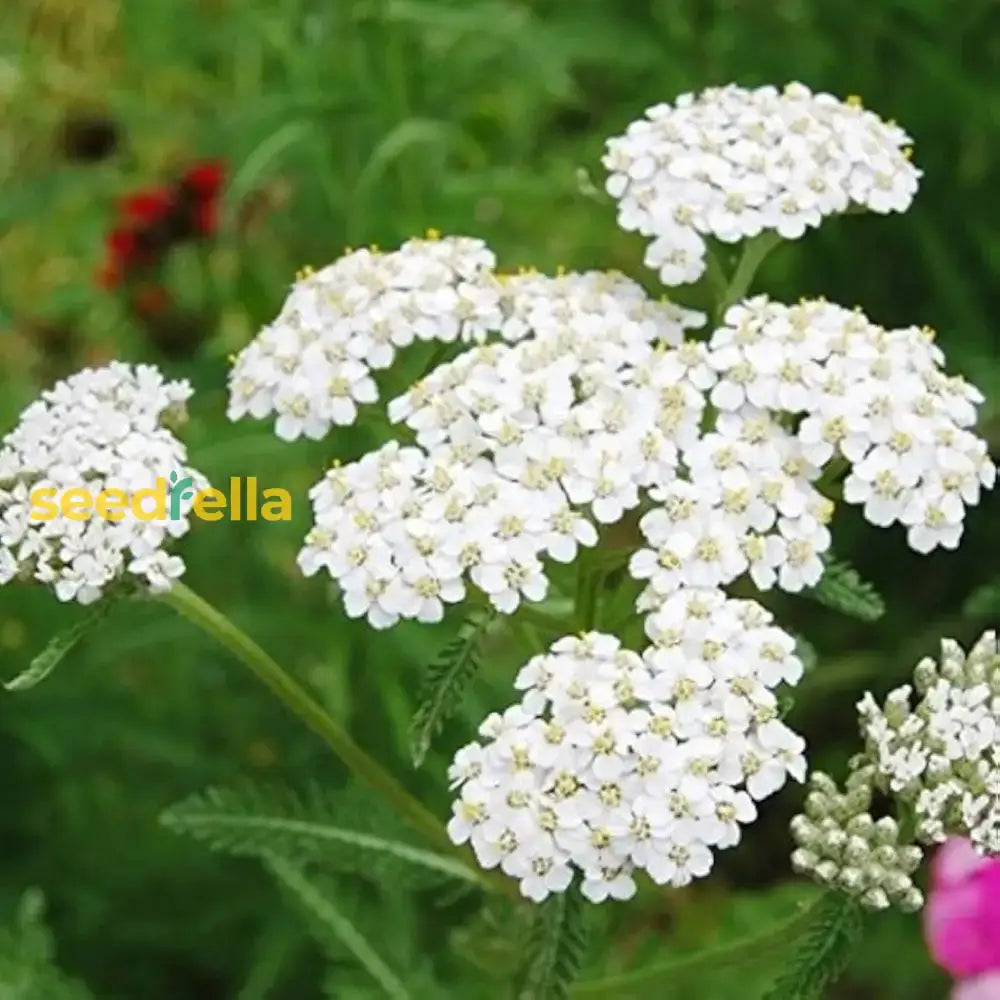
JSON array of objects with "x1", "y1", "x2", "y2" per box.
[
  {"x1": 0, "y1": 890, "x2": 95, "y2": 1000},
  {"x1": 266, "y1": 858, "x2": 413, "y2": 1000},
  {"x1": 803, "y1": 555, "x2": 886, "y2": 623},
  {"x1": 514, "y1": 884, "x2": 589, "y2": 1000},
  {"x1": 161, "y1": 781, "x2": 481, "y2": 889},
  {"x1": 760, "y1": 892, "x2": 864, "y2": 1000},
  {"x1": 573, "y1": 888, "x2": 824, "y2": 998},
  {"x1": 3, "y1": 595, "x2": 121, "y2": 692},
  {"x1": 410, "y1": 609, "x2": 497, "y2": 767}
]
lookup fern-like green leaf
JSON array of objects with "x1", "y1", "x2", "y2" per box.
[
  {"x1": 3, "y1": 595, "x2": 119, "y2": 692},
  {"x1": 515, "y1": 885, "x2": 589, "y2": 1000},
  {"x1": 0, "y1": 889, "x2": 95, "y2": 1000},
  {"x1": 759, "y1": 892, "x2": 864, "y2": 1000},
  {"x1": 803, "y1": 555, "x2": 885, "y2": 623},
  {"x1": 574, "y1": 889, "x2": 824, "y2": 998},
  {"x1": 266, "y1": 857, "x2": 413, "y2": 1000},
  {"x1": 161, "y1": 782, "x2": 482, "y2": 888},
  {"x1": 410, "y1": 609, "x2": 496, "y2": 767}
]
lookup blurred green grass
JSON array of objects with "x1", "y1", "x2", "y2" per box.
[{"x1": 1, "y1": 0, "x2": 998, "y2": 997}]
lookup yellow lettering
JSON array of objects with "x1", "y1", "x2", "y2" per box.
[
  {"x1": 29, "y1": 488, "x2": 59, "y2": 520},
  {"x1": 132, "y1": 478, "x2": 167, "y2": 521},
  {"x1": 96, "y1": 489, "x2": 128, "y2": 521},
  {"x1": 261, "y1": 489, "x2": 292, "y2": 521},
  {"x1": 246, "y1": 477, "x2": 257, "y2": 520},
  {"x1": 193, "y1": 488, "x2": 227, "y2": 522},
  {"x1": 62, "y1": 488, "x2": 92, "y2": 521},
  {"x1": 229, "y1": 476, "x2": 241, "y2": 520}
]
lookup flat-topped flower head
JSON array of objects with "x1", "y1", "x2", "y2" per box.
[
  {"x1": 705, "y1": 297, "x2": 995, "y2": 554},
  {"x1": 226, "y1": 234, "x2": 503, "y2": 441},
  {"x1": 604, "y1": 82, "x2": 921, "y2": 285},
  {"x1": 448, "y1": 606, "x2": 806, "y2": 902},
  {"x1": 299, "y1": 272, "x2": 705, "y2": 626},
  {"x1": 0, "y1": 362, "x2": 207, "y2": 604}
]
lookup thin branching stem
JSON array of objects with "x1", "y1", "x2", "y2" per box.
[{"x1": 156, "y1": 581, "x2": 518, "y2": 898}]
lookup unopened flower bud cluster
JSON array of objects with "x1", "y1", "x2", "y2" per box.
[
  {"x1": 791, "y1": 766, "x2": 924, "y2": 912},
  {"x1": 448, "y1": 598, "x2": 806, "y2": 902},
  {"x1": 0, "y1": 363, "x2": 206, "y2": 604},
  {"x1": 603, "y1": 82, "x2": 920, "y2": 286},
  {"x1": 858, "y1": 630, "x2": 1000, "y2": 857},
  {"x1": 792, "y1": 630, "x2": 999, "y2": 912}
]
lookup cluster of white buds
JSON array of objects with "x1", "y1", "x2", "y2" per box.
[
  {"x1": 603, "y1": 82, "x2": 920, "y2": 286},
  {"x1": 447, "y1": 593, "x2": 807, "y2": 902},
  {"x1": 226, "y1": 233, "x2": 503, "y2": 441},
  {"x1": 0, "y1": 363, "x2": 206, "y2": 604},
  {"x1": 705, "y1": 297, "x2": 995, "y2": 555},
  {"x1": 299, "y1": 271, "x2": 707, "y2": 626},
  {"x1": 790, "y1": 767, "x2": 925, "y2": 912},
  {"x1": 858, "y1": 630, "x2": 1000, "y2": 857}
]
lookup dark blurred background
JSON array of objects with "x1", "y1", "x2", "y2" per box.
[{"x1": 1, "y1": 1, "x2": 998, "y2": 997}]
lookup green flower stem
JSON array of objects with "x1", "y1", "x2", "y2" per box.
[
  {"x1": 517, "y1": 604, "x2": 575, "y2": 635},
  {"x1": 572, "y1": 892, "x2": 826, "y2": 997},
  {"x1": 465, "y1": 587, "x2": 572, "y2": 636},
  {"x1": 723, "y1": 231, "x2": 783, "y2": 308},
  {"x1": 703, "y1": 247, "x2": 729, "y2": 307},
  {"x1": 816, "y1": 455, "x2": 850, "y2": 499},
  {"x1": 578, "y1": 568, "x2": 604, "y2": 632},
  {"x1": 156, "y1": 581, "x2": 516, "y2": 896},
  {"x1": 707, "y1": 229, "x2": 781, "y2": 324}
]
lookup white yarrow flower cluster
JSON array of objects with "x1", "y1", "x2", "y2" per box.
[
  {"x1": 705, "y1": 297, "x2": 995, "y2": 554},
  {"x1": 299, "y1": 272, "x2": 705, "y2": 626},
  {"x1": 0, "y1": 363, "x2": 206, "y2": 604},
  {"x1": 229, "y1": 85, "x2": 993, "y2": 910},
  {"x1": 857, "y1": 630, "x2": 1000, "y2": 857},
  {"x1": 448, "y1": 594, "x2": 807, "y2": 902},
  {"x1": 227, "y1": 234, "x2": 503, "y2": 441},
  {"x1": 604, "y1": 82, "x2": 921, "y2": 285}
]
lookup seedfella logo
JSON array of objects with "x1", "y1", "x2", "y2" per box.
[{"x1": 29, "y1": 473, "x2": 292, "y2": 522}]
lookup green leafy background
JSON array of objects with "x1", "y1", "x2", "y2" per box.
[{"x1": 1, "y1": 0, "x2": 998, "y2": 997}]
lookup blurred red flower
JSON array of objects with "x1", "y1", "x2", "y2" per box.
[
  {"x1": 182, "y1": 159, "x2": 225, "y2": 199},
  {"x1": 122, "y1": 187, "x2": 174, "y2": 226},
  {"x1": 95, "y1": 159, "x2": 226, "y2": 292}
]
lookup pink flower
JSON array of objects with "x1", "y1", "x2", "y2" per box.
[
  {"x1": 954, "y1": 973, "x2": 1000, "y2": 1000},
  {"x1": 925, "y1": 838, "x2": 1000, "y2": 982}
]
